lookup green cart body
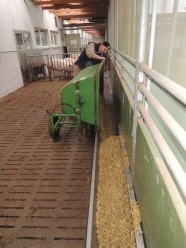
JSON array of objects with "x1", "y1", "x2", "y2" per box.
[{"x1": 48, "y1": 62, "x2": 104, "y2": 139}]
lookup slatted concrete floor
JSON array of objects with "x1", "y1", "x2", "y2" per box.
[{"x1": 0, "y1": 81, "x2": 94, "y2": 248}]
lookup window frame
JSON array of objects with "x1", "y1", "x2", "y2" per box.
[
  {"x1": 50, "y1": 31, "x2": 59, "y2": 46},
  {"x1": 14, "y1": 30, "x2": 33, "y2": 50},
  {"x1": 34, "y1": 28, "x2": 49, "y2": 48}
]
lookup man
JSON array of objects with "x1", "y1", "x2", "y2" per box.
[{"x1": 73, "y1": 41, "x2": 110, "y2": 76}]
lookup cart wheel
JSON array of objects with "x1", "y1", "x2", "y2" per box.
[
  {"x1": 48, "y1": 117, "x2": 60, "y2": 140},
  {"x1": 85, "y1": 124, "x2": 95, "y2": 137}
]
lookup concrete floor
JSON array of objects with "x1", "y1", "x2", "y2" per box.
[{"x1": 0, "y1": 80, "x2": 94, "y2": 248}]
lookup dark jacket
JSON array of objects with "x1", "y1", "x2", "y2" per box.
[{"x1": 74, "y1": 42, "x2": 101, "y2": 70}]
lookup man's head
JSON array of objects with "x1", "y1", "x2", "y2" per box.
[
  {"x1": 103, "y1": 41, "x2": 110, "y2": 50},
  {"x1": 99, "y1": 41, "x2": 110, "y2": 54}
]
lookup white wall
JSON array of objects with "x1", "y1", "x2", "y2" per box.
[
  {"x1": 93, "y1": 37, "x2": 105, "y2": 43},
  {"x1": 0, "y1": 0, "x2": 63, "y2": 51},
  {"x1": 64, "y1": 30, "x2": 93, "y2": 49},
  {"x1": 0, "y1": 0, "x2": 63, "y2": 99},
  {"x1": 0, "y1": 51, "x2": 23, "y2": 98}
]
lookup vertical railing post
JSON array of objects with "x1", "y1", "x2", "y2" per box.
[
  {"x1": 131, "y1": 0, "x2": 148, "y2": 180},
  {"x1": 114, "y1": 0, "x2": 118, "y2": 50},
  {"x1": 166, "y1": 0, "x2": 179, "y2": 78},
  {"x1": 145, "y1": 0, "x2": 157, "y2": 110},
  {"x1": 48, "y1": 54, "x2": 52, "y2": 81}
]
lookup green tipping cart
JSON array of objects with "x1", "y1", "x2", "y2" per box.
[{"x1": 47, "y1": 62, "x2": 104, "y2": 139}]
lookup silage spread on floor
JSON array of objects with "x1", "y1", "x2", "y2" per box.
[{"x1": 96, "y1": 96, "x2": 141, "y2": 247}]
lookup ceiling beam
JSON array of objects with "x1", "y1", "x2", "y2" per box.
[
  {"x1": 50, "y1": 10, "x2": 107, "y2": 18},
  {"x1": 50, "y1": 8, "x2": 107, "y2": 13},
  {"x1": 57, "y1": 14, "x2": 106, "y2": 19},
  {"x1": 32, "y1": 0, "x2": 109, "y2": 37},
  {"x1": 61, "y1": 27, "x2": 105, "y2": 31},
  {"x1": 41, "y1": 3, "x2": 106, "y2": 10},
  {"x1": 63, "y1": 23, "x2": 106, "y2": 28},
  {"x1": 33, "y1": 0, "x2": 108, "y2": 5},
  {"x1": 50, "y1": 12, "x2": 107, "y2": 17}
]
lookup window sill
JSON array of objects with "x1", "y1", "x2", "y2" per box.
[{"x1": 51, "y1": 45, "x2": 61, "y2": 48}]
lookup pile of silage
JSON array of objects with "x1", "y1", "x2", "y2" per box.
[{"x1": 96, "y1": 96, "x2": 141, "y2": 248}]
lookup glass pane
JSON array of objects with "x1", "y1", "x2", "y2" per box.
[
  {"x1": 153, "y1": 0, "x2": 186, "y2": 88},
  {"x1": 51, "y1": 32, "x2": 54, "y2": 45},
  {"x1": 35, "y1": 30, "x2": 41, "y2": 45},
  {"x1": 71, "y1": 39, "x2": 77, "y2": 45},
  {"x1": 15, "y1": 33, "x2": 24, "y2": 49},
  {"x1": 54, "y1": 33, "x2": 58, "y2": 45},
  {"x1": 41, "y1": 30, "x2": 48, "y2": 46},
  {"x1": 24, "y1": 33, "x2": 32, "y2": 49}
]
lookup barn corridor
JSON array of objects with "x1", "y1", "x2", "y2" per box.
[{"x1": 0, "y1": 81, "x2": 94, "y2": 248}]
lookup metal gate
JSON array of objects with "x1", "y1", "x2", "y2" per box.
[
  {"x1": 27, "y1": 54, "x2": 50, "y2": 81},
  {"x1": 50, "y1": 53, "x2": 80, "y2": 80},
  {"x1": 27, "y1": 52, "x2": 80, "y2": 81}
]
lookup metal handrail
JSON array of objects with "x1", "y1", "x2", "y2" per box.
[
  {"x1": 112, "y1": 48, "x2": 137, "y2": 66},
  {"x1": 111, "y1": 48, "x2": 186, "y2": 106},
  {"x1": 110, "y1": 51, "x2": 134, "y2": 97},
  {"x1": 140, "y1": 64, "x2": 186, "y2": 105},
  {"x1": 110, "y1": 50, "x2": 135, "y2": 82},
  {"x1": 139, "y1": 84, "x2": 186, "y2": 153},
  {"x1": 110, "y1": 47, "x2": 186, "y2": 202}
]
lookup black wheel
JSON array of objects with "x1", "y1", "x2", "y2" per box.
[
  {"x1": 85, "y1": 123, "x2": 95, "y2": 137},
  {"x1": 48, "y1": 117, "x2": 60, "y2": 140}
]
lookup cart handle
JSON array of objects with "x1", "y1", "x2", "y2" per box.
[{"x1": 46, "y1": 102, "x2": 76, "y2": 115}]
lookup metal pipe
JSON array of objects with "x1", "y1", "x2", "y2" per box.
[
  {"x1": 120, "y1": 62, "x2": 135, "y2": 82},
  {"x1": 110, "y1": 50, "x2": 135, "y2": 82},
  {"x1": 166, "y1": 0, "x2": 179, "y2": 77},
  {"x1": 108, "y1": 1, "x2": 112, "y2": 45},
  {"x1": 111, "y1": 48, "x2": 186, "y2": 106},
  {"x1": 141, "y1": 64, "x2": 186, "y2": 106},
  {"x1": 132, "y1": 0, "x2": 149, "y2": 179},
  {"x1": 148, "y1": 0, "x2": 157, "y2": 69},
  {"x1": 116, "y1": 0, "x2": 118, "y2": 50},
  {"x1": 114, "y1": 0, "x2": 117, "y2": 49},
  {"x1": 138, "y1": 103, "x2": 186, "y2": 203},
  {"x1": 139, "y1": 84, "x2": 186, "y2": 153},
  {"x1": 112, "y1": 47, "x2": 137, "y2": 66},
  {"x1": 132, "y1": 62, "x2": 140, "y2": 179},
  {"x1": 130, "y1": 0, "x2": 134, "y2": 57},
  {"x1": 137, "y1": 0, "x2": 148, "y2": 62},
  {"x1": 86, "y1": 132, "x2": 98, "y2": 248},
  {"x1": 110, "y1": 55, "x2": 134, "y2": 107},
  {"x1": 145, "y1": 0, "x2": 157, "y2": 109},
  {"x1": 110, "y1": 52, "x2": 134, "y2": 97},
  {"x1": 120, "y1": 70, "x2": 134, "y2": 97}
]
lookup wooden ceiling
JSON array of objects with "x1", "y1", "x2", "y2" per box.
[{"x1": 32, "y1": 0, "x2": 110, "y2": 37}]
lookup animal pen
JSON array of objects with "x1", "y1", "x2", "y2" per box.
[{"x1": 27, "y1": 52, "x2": 80, "y2": 81}]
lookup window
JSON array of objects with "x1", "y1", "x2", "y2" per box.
[
  {"x1": 55, "y1": 17, "x2": 58, "y2": 27},
  {"x1": 71, "y1": 39, "x2": 78, "y2": 45},
  {"x1": 15, "y1": 31, "x2": 32, "y2": 50},
  {"x1": 41, "y1": 30, "x2": 48, "y2": 46},
  {"x1": 34, "y1": 29, "x2": 48, "y2": 47},
  {"x1": 15, "y1": 33, "x2": 24, "y2": 49},
  {"x1": 23, "y1": 33, "x2": 32, "y2": 49},
  {"x1": 35, "y1": 30, "x2": 41, "y2": 45},
  {"x1": 50, "y1": 31, "x2": 58, "y2": 46}
]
